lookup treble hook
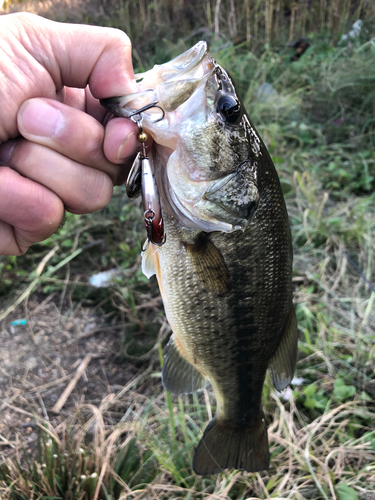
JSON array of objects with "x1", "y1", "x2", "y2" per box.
[{"x1": 128, "y1": 101, "x2": 165, "y2": 123}]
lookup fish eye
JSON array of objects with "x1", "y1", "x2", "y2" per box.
[{"x1": 217, "y1": 95, "x2": 241, "y2": 125}]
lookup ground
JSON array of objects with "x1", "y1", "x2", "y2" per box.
[{"x1": 0, "y1": 292, "x2": 165, "y2": 461}]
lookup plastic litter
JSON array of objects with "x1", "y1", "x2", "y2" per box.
[
  {"x1": 10, "y1": 319, "x2": 27, "y2": 326},
  {"x1": 340, "y1": 19, "x2": 363, "y2": 43},
  {"x1": 89, "y1": 269, "x2": 118, "y2": 288}
]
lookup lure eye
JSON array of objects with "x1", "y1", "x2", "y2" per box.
[{"x1": 217, "y1": 95, "x2": 241, "y2": 125}]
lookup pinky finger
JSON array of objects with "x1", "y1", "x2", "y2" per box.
[{"x1": 0, "y1": 167, "x2": 65, "y2": 255}]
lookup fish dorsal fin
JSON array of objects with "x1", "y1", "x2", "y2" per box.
[
  {"x1": 162, "y1": 335, "x2": 207, "y2": 394},
  {"x1": 268, "y1": 305, "x2": 298, "y2": 391},
  {"x1": 141, "y1": 243, "x2": 156, "y2": 278},
  {"x1": 184, "y1": 233, "x2": 230, "y2": 295}
]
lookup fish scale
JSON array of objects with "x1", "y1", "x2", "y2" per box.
[{"x1": 101, "y1": 41, "x2": 298, "y2": 475}]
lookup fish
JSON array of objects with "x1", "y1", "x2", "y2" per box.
[{"x1": 101, "y1": 42, "x2": 298, "y2": 475}]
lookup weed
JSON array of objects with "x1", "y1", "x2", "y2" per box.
[{"x1": 0, "y1": 414, "x2": 157, "y2": 499}]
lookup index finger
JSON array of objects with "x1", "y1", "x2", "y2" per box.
[
  {"x1": 12, "y1": 13, "x2": 138, "y2": 97},
  {"x1": 17, "y1": 97, "x2": 139, "y2": 184},
  {"x1": 0, "y1": 13, "x2": 138, "y2": 141}
]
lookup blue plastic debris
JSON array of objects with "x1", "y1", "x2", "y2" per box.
[{"x1": 10, "y1": 319, "x2": 27, "y2": 326}]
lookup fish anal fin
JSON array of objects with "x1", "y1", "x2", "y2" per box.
[
  {"x1": 193, "y1": 413, "x2": 269, "y2": 475},
  {"x1": 184, "y1": 233, "x2": 230, "y2": 295},
  {"x1": 142, "y1": 243, "x2": 156, "y2": 279},
  {"x1": 162, "y1": 335, "x2": 207, "y2": 394},
  {"x1": 268, "y1": 305, "x2": 298, "y2": 391}
]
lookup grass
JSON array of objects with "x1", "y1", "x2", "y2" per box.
[{"x1": 0, "y1": 8, "x2": 375, "y2": 500}]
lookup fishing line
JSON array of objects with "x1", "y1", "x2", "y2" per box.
[
  {"x1": 201, "y1": 434, "x2": 224, "y2": 473},
  {"x1": 343, "y1": 249, "x2": 375, "y2": 293}
]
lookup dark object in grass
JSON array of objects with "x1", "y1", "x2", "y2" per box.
[
  {"x1": 343, "y1": 250, "x2": 375, "y2": 293},
  {"x1": 290, "y1": 37, "x2": 310, "y2": 61}
]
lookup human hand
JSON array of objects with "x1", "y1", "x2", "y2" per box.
[{"x1": 0, "y1": 12, "x2": 139, "y2": 255}]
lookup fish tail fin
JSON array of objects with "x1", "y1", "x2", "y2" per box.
[{"x1": 193, "y1": 414, "x2": 269, "y2": 475}]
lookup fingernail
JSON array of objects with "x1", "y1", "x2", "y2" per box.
[
  {"x1": 0, "y1": 139, "x2": 16, "y2": 164},
  {"x1": 19, "y1": 100, "x2": 64, "y2": 138},
  {"x1": 116, "y1": 132, "x2": 136, "y2": 161}
]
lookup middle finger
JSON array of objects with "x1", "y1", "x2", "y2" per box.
[{"x1": 2, "y1": 138, "x2": 113, "y2": 214}]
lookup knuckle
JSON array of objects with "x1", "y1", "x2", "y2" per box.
[
  {"x1": 107, "y1": 27, "x2": 132, "y2": 50},
  {"x1": 28, "y1": 188, "x2": 63, "y2": 234},
  {"x1": 0, "y1": 165, "x2": 12, "y2": 180},
  {"x1": 90, "y1": 173, "x2": 113, "y2": 210},
  {"x1": 12, "y1": 12, "x2": 37, "y2": 25},
  {"x1": 67, "y1": 172, "x2": 113, "y2": 214},
  {"x1": 83, "y1": 130, "x2": 105, "y2": 165},
  {"x1": 9, "y1": 138, "x2": 43, "y2": 168},
  {"x1": 12, "y1": 243, "x2": 28, "y2": 256}
]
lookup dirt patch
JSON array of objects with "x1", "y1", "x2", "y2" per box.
[{"x1": 0, "y1": 292, "x2": 166, "y2": 459}]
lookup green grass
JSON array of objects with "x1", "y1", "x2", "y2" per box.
[
  {"x1": 0, "y1": 417, "x2": 157, "y2": 499},
  {"x1": 1, "y1": 22, "x2": 375, "y2": 500}
]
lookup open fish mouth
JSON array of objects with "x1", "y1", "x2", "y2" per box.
[{"x1": 101, "y1": 41, "x2": 215, "y2": 121}]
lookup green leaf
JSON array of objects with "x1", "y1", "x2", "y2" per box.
[
  {"x1": 313, "y1": 393, "x2": 329, "y2": 410},
  {"x1": 304, "y1": 383, "x2": 317, "y2": 398},
  {"x1": 304, "y1": 397, "x2": 316, "y2": 409},
  {"x1": 333, "y1": 379, "x2": 356, "y2": 401},
  {"x1": 360, "y1": 391, "x2": 372, "y2": 401},
  {"x1": 61, "y1": 239, "x2": 74, "y2": 248},
  {"x1": 335, "y1": 482, "x2": 359, "y2": 500},
  {"x1": 271, "y1": 155, "x2": 284, "y2": 164}
]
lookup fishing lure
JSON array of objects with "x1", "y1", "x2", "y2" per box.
[{"x1": 127, "y1": 110, "x2": 166, "y2": 250}]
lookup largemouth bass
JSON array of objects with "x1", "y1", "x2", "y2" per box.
[{"x1": 101, "y1": 42, "x2": 297, "y2": 475}]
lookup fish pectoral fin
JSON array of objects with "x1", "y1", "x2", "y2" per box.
[
  {"x1": 184, "y1": 233, "x2": 230, "y2": 295},
  {"x1": 162, "y1": 335, "x2": 207, "y2": 394},
  {"x1": 141, "y1": 243, "x2": 156, "y2": 278},
  {"x1": 268, "y1": 305, "x2": 298, "y2": 391},
  {"x1": 193, "y1": 413, "x2": 269, "y2": 475}
]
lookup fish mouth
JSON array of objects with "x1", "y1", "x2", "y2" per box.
[{"x1": 100, "y1": 41, "x2": 215, "y2": 119}]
